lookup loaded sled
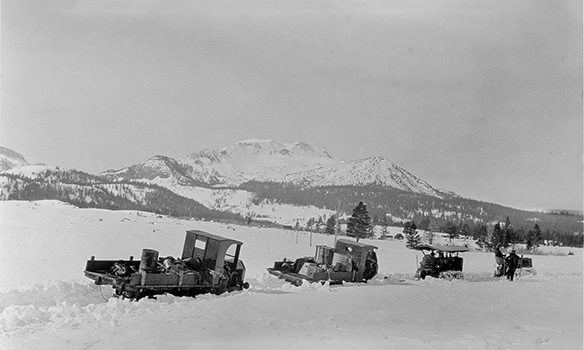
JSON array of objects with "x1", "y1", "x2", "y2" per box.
[
  {"x1": 267, "y1": 239, "x2": 378, "y2": 286},
  {"x1": 84, "y1": 230, "x2": 249, "y2": 300}
]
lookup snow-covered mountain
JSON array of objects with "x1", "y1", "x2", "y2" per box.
[
  {"x1": 0, "y1": 147, "x2": 29, "y2": 171},
  {"x1": 103, "y1": 139, "x2": 443, "y2": 197},
  {"x1": 103, "y1": 155, "x2": 202, "y2": 186},
  {"x1": 1, "y1": 143, "x2": 582, "y2": 233},
  {"x1": 176, "y1": 139, "x2": 338, "y2": 186},
  {"x1": 284, "y1": 156, "x2": 442, "y2": 197}
]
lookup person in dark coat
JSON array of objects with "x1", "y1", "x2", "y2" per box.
[
  {"x1": 505, "y1": 250, "x2": 520, "y2": 281},
  {"x1": 417, "y1": 251, "x2": 437, "y2": 279},
  {"x1": 436, "y1": 251, "x2": 445, "y2": 270},
  {"x1": 494, "y1": 247, "x2": 505, "y2": 277},
  {"x1": 421, "y1": 251, "x2": 436, "y2": 268}
]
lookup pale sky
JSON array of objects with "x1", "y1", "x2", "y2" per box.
[{"x1": 1, "y1": 0, "x2": 582, "y2": 211}]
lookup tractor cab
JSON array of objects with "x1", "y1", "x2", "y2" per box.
[
  {"x1": 413, "y1": 244, "x2": 469, "y2": 280},
  {"x1": 181, "y1": 230, "x2": 247, "y2": 288}
]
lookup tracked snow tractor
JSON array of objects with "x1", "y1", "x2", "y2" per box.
[
  {"x1": 413, "y1": 244, "x2": 469, "y2": 280},
  {"x1": 84, "y1": 230, "x2": 249, "y2": 300},
  {"x1": 267, "y1": 239, "x2": 378, "y2": 286}
]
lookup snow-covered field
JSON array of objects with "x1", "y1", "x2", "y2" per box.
[{"x1": 1, "y1": 201, "x2": 582, "y2": 350}]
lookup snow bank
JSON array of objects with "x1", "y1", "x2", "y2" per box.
[{"x1": 0, "y1": 281, "x2": 197, "y2": 334}]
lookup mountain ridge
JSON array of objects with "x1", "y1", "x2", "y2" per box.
[
  {"x1": 1, "y1": 143, "x2": 582, "y2": 238},
  {"x1": 102, "y1": 139, "x2": 446, "y2": 197},
  {"x1": 0, "y1": 146, "x2": 29, "y2": 171}
]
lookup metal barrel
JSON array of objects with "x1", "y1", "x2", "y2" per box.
[{"x1": 140, "y1": 249, "x2": 159, "y2": 272}]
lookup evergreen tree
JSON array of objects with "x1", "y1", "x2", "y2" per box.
[
  {"x1": 503, "y1": 216, "x2": 517, "y2": 246},
  {"x1": 346, "y1": 201, "x2": 372, "y2": 242},
  {"x1": 306, "y1": 217, "x2": 315, "y2": 230},
  {"x1": 418, "y1": 217, "x2": 431, "y2": 231},
  {"x1": 404, "y1": 222, "x2": 421, "y2": 249},
  {"x1": 526, "y1": 224, "x2": 543, "y2": 250},
  {"x1": 325, "y1": 215, "x2": 337, "y2": 235},
  {"x1": 460, "y1": 223, "x2": 470, "y2": 238},
  {"x1": 490, "y1": 222, "x2": 508, "y2": 249},
  {"x1": 443, "y1": 221, "x2": 458, "y2": 241},
  {"x1": 514, "y1": 226, "x2": 525, "y2": 247},
  {"x1": 532, "y1": 224, "x2": 543, "y2": 248},
  {"x1": 474, "y1": 224, "x2": 489, "y2": 249}
]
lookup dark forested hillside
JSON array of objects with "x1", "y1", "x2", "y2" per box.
[
  {"x1": 0, "y1": 171, "x2": 244, "y2": 222},
  {"x1": 1, "y1": 167, "x2": 581, "y2": 243},
  {"x1": 237, "y1": 181, "x2": 583, "y2": 235}
]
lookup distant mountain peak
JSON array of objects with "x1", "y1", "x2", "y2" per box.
[
  {"x1": 175, "y1": 140, "x2": 338, "y2": 186},
  {"x1": 99, "y1": 139, "x2": 449, "y2": 197},
  {"x1": 224, "y1": 139, "x2": 333, "y2": 158},
  {"x1": 283, "y1": 155, "x2": 442, "y2": 197},
  {"x1": 237, "y1": 138, "x2": 277, "y2": 145},
  {"x1": 0, "y1": 146, "x2": 29, "y2": 171}
]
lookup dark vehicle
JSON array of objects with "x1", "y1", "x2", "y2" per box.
[
  {"x1": 267, "y1": 238, "x2": 378, "y2": 286},
  {"x1": 413, "y1": 244, "x2": 469, "y2": 280},
  {"x1": 84, "y1": 230, "x2": 249, "y2": 300}
]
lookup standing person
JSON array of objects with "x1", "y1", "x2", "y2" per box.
[
  {"x1": 418, "y1": 251, "x2": 437, "y2": 279},
  {"x1": 436, "y1": 251, "x2": 445, "y2": 270},
  {"x1": 505, "y1": 250, "x2": 520, "y2": 281},
  {"x1": 494, "y1": 247, "x2": 505, "y2": 277}
]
